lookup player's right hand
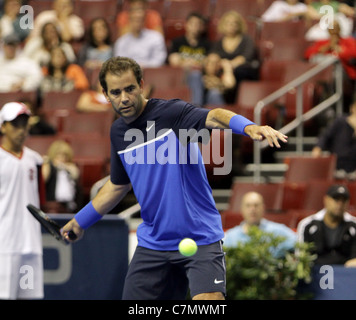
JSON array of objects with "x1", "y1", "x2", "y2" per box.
[{"x1": 61, "y1": 218, "x2": 84, "y2": 243}]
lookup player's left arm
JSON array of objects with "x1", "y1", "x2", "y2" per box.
[{"x1": 205, "y1": 108, "x2": 288, "y2": 148}]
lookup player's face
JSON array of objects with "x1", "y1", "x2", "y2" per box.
[
  {"x1": 1, "y1": 115, "x2": 30, "y2": 151},
  {"x1": 103, "y1": 70, "x2": 146, "y2": 123}
]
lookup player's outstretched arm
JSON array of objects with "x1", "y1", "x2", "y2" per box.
[
  {"x1": 205, "y1": 108, "x2": 288, "y2": 148},
  {"x1": 61, "y1": 180, "x2": 132, "y2": 242}
]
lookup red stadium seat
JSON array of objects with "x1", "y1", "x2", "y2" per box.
[
  {"x1": 149, "y1": 86, "x2": 191, "y2": 102},
  {"x1": 60, "y1": 110, "x2": 114, "y2": 137},
  {"x1": 235, "y1": 80, "x2": 282, "y2": 125},
  {"x1": 74, "y1": 156, "x2": 107, "y2": 199},
  {"x1": 41, "y1": 90, "x2": 83, "y2": 110},
  {"x1": 260, "y1": 60, "x2": 288, "y2": 82},
  {"x1": 280, "y1": 182, "x2": 307, "y2": 211},
  {"x1": 283, "y1": 155, "x2": 336, "y2": 183},
  {"x1": 212, "y1": 0, "x2": 260, "y2": 19},
  {"x1": 74, "y1": 0, "x2": 118, "y2": 25},
  {"x1": 302, "y1": 180, "x2": 334, "y2": 211},
  {"x1": 225, "y1": 182, "x2": 282, "y2": 213},
  {"x1": 221, "y1": 211, "x2": 244, "y2": 230},
  {"x1": 143, "y1": 66, "x2": 187, "y2": 89},
  {"x1": 27, "y1": 0, "x2": 53, "y2": 16},
  {"x1": 25, "y1": 135, "x2": 59, "y2": 156},
  {"x1": 259, "y1": 20, "x2": 307, "y2": 42},
  {"x1": 264, "y1": 211, "x2": 299, "y2": 229},
  {"x1": 165, "y1": 0, "x2": 211, "y2": 20},
  {"x1": 121, "y1": 0, "x2": 167, "y2": 17},
  {"x1": 61, "y1": 134, "x2": 111, "y2": 159},
  {"x1": 347, "y1": 182, "x2": 356, "y2": 212},
  {"x1": 0, "y1": 91, "x2": 37, "y2": 107},
  {"x1": 258, "y1": 38, "x2": 310, "y2": 62}
]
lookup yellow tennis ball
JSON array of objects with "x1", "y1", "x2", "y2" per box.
[{"x1": 178, "y1": 238, "x2": 198, "y2": 257}]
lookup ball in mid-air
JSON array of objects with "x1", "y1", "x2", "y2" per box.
[{"x1": 178, "y1": 238, "x2": 198, "y2": 257}]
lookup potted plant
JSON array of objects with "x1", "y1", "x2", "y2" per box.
[{"x1": 224, "y1": 226, "x2": 316, "y2": 300}]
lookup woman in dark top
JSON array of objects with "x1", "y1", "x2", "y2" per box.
[{"x1": 212, "y1": 10, "x2": 260, "y2": 104}]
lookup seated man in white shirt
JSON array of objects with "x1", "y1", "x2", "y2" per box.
[
  {"x1": 113, "y1": 3, "x2": 167, "y2": 68},
  {"x1": 261, "y1": 0, "x2": 308, "y2": 22},
  {"x1": 224, "y1": 191, "x2": 297, "y2": 258},
  {"x1": 0, "y1": 33, "x2": 43, "y2": 92}
]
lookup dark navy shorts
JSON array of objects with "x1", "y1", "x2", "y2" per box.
[{"x1": 122, "y1": 241, "x2": 226, "y2": 300}]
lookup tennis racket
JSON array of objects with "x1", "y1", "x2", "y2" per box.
[{"x1": 26, "y1": 204, "x2": 77, "y2": 245}]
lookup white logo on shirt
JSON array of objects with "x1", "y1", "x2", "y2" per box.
[{"x1": 214, "y1": 279, "x2": 224, "y2": 284}]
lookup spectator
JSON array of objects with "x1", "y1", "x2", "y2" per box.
[
  {"x1": 304, "y1": 20, "x2": 356, "y2": 111},
  {"x1": 0, "y1": 102, "x2": 45, "y2": 299},
  {"x1": 305, "y1": 0, "x2": 355, "y2": 41},
  {"x1": 297, "y1": 184, "x2": 356, "y2": 267},
  {"x1": 77, "y1": 17, "x2": 114, "y2": 71},
  {"x1": 29, "y1": 0, "x2": 84, "y2": 42},
  {"x1": 168, "y1": 12, "x2": 210, "y2": 71},
  {"x1": 261, "y1": 0, "x2": 309, "y2": 22},
  {"x1": 40, "y1": 46, "x2": 90, "y2": 96},
  {"x1": 21, "y1": 99, "x2": 56, "y2": 135},
  {"x1": 0, "y1": 0, "x2": 30, "y2": 42},
  {"x1": 224, "y1": 191, "x2": 297, "y2": 258},
  {"x1": 0, "y1": 33, "x2": 43, "y2": 92},
  {"x1": 188, "y1": 52, "x2": 236, "y2": 106},
  {"x1": 76, "y1": 78, "x2": 113, "y2": 113},
  {"x1": 211, "y1": 10, "x2": 260, "y2": 104},
  {"x1": 311, "y1": 100, "x2": 356, "y2": 180},
  {"x1": 23, "y1": 22, "x2": 76, "y2": 67},
  {"x1": 113, "y1": 4, "x2": 167, "y2": 68},
  {"x1": 116, "y1": 0, "x2": 163, "y2": 37},
  {"x1": 42, "y1": 140, "x2": 81, "y2": 213}
]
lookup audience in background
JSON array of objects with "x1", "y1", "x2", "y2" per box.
[
  {"x1": 305, "y1": 0, "x2": 355, "y2": 41},
  {"x1": 0, "y1": 33, "x2": 43, "y2": 92},
  {"x1": 297, "y1": 184, "x2": 356, "y2": 267},
  {"x1": 116, "y1": 0, "x2": 163, "y2": 37},
  {"x1": 211, "y1": 10, "x2": 260, "y2": 104},
  {"x1": 0, "y1": 0, "x2": 30, "y2": 42},
  {"x1": 261, "y1": 0, "x2": 309, "y2": 22},
  {"x1": 76, "y1": 78, "x2": 112, "y2": 113},
  {"x1": 24, "y1": 22, "x2": 76, "y2": 67},
  {"x1": 224, "y1": 192, "x2": 297, "y2": 258},
  {"x1": 312, "y1": 100, "x2": 356, "y2": 180},
  {"x1": 42, "y1": 140, "x2": 81, "y2": 213},
  {"x1": 77, "y1": 17, "x2": 113, "y2": 71},
  {"x1": 113, "y1": 2, "x2": 167, "y2": 68},
  {"x1": 168, "y1": 12, "x2": 210, "y2": 71},
  {"x1": 304, "y1": 20, "x2": 356, "y2": 111},
  {"x1": 20, "y1": 99, "x2": 56, "y2": 135},
  {"x1": 188, "y1": 52, "x2": 236, "y2": 106},
  {"x1": 29, "y1": 0, "x2": 84, "y2": 42},
  {"x1": 40, "y1": 46, "x2": 89, "y2": 96}
]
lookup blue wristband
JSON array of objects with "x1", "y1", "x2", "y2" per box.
[
  {"x1": 74, "y1": 201, "x2": 102, "y2": 229},
  {"x1": 229, "y1": 115, "x2": 256, "y2": 136}
]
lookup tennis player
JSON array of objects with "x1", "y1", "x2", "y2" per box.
[
  {"x1": 62, "y1": 56, "x2": 287, "y2": 300},
  {"x1": 0, "y1": 102, "x2": 45, "y2": 300}
]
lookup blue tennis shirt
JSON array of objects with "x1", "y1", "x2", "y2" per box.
[{"x1": 110, "y1": 98, "x2": 224, "y2": 250}]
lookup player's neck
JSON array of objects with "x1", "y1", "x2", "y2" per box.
[{"x1": 1, "y1": 139, "x2": 23, "y2": 158}]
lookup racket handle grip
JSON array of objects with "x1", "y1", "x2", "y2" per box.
[{"x1": 68, "y1": 231, "x2": 77, "y2": 240}]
